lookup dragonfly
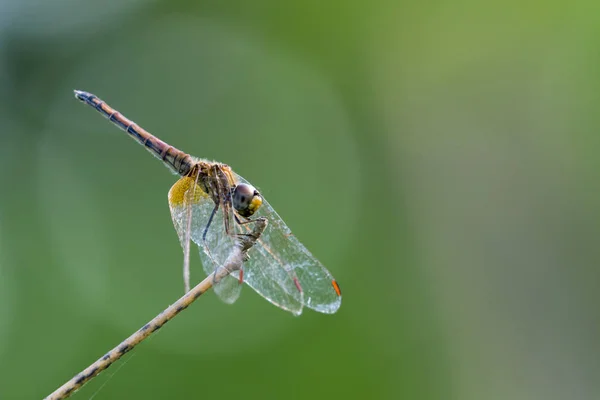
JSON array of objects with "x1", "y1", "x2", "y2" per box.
[{"x1": 74, "y1": 90, "x2": 341, "y2": 315}]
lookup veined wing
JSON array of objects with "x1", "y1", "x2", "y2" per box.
[
  {"x1": 235, "y1": 173, "x2": 342, "y2": 315},
  {"x1": 168, "y1": 175, "x2": 203, "y2": 292},
  {"x1": 193, "y1": 196, "x2": 244, "y2": 304},
  {"x1": 168, "y1": 175, "x2": 242, "y2": 303}
]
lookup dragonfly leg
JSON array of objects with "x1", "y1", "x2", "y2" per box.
[
  {"x1": 202, "y1": 202, "x2": 219, "y2": 242},
  {"x1": 233, "y1": 216, "x2": 268, "y2": 240},
  {"x1": 202, "y1": 201, "x2": 225, "y2": 286},
  {"x1": 234, "y1": 214, "x2": 264, "y2": 226}
]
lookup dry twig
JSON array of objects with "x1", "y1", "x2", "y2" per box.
[{"x1": 45, "y1": 218, "x2": 267, "y2": 400}]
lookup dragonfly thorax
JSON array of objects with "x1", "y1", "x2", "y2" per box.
[{"x1": 232, "y1": 183, "x2": 262, "y2": 217}]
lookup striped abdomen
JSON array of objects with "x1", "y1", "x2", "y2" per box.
[{"x1": 74, "y1": 90, "x2": 194, "y2": 176}]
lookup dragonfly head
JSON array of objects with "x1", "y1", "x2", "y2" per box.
[{"x1": 232, "y1": 183, "x2": 262, "y2": 217}]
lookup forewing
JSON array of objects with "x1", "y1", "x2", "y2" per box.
[
  {"x1": 168, "y1": 175, "x2": 242, "y2": 303},
  {"x1": 168, "y1": 176, "x2": 205, "y2": 292},
  {"x1": 190, "y1": 200, "x2": 243, "y2": 304},
  {"x1": 235, "y1": 174, "x2": 342, "y2": 315}
]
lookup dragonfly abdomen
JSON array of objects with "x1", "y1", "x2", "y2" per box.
[{"x1": 74, "y1": 90, "x2": 193, "y2": 176}]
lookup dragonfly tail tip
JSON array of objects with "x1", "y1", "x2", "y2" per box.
[{"x1": 73, "y1": 89, "x2": 87, "y2": 101}]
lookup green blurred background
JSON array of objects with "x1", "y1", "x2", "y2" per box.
[{"x1": 1, "y1": 1, "x2": 599, "y2": 399}]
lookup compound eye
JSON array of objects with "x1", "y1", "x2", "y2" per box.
[{"x1": 232, "y1": 183, "x2": 262, "y2": 217}]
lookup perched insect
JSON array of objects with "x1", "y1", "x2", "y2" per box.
[{"x1": 74, "y1": 90, "x2": 342, "y2": 315}]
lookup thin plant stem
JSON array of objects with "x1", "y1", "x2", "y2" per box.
[{"x1": 45, "y1": 218, "x2": 267, "y2": 400}]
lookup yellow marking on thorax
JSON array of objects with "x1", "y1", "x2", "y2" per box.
[{"x1": 168, "y1": 175, "x2": 208, "y2": 206}]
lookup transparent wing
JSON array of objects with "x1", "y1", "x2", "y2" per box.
[
  {"x1": 168, "y1": 176, "x2": 242, "y2": 303},
  {"x1": 191, "y1": 199, "x2": 243, "y2": 304},
  {"x1": 235, "y1": 173, "x2": 342, "y2": 315},
  {"x1": 168, "y1": 176, "x2": 201, "y2": 293}
]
